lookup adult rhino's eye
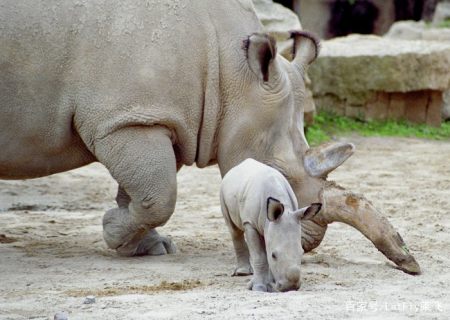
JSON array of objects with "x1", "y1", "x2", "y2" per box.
[{"x1": 272, "y1": 252, "x2": 277, "y2": 260}]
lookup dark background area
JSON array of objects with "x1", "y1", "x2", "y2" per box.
[{"x1": 274, "y1": 0, "x2": 439, "y2": 38}]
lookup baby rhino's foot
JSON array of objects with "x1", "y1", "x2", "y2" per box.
[
  {"x1": 247, "y1": 279, "x2": 274, "y2": 292},
  {"x1": 232, "y1": 264, "x2": 253, "y2": 276}
]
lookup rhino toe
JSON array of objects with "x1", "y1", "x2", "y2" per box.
[
  {"x1": 251, "y1": 284, "x2": 272, "y2": 292},
  {"x1": 247, "y1": 279, "x2": 274, "y2": 292},
  {"x1": 232, "y1": 265, "x2": 253, "y2": 276},
  {"x1": 160, "y1": 236, "x2": 177, "y2": 254},
  {"x1": 134, "y1": 232, "x2": 177, "y2": 256}
]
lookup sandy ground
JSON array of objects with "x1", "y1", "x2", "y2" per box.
[{"x1": 0, "y1": 136, "x2": 449, "y2": 320}]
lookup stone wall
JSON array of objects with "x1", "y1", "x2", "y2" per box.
[
  {"x1": 384, "y1": 19, "x2": 450, "y2": 120},
  {"x1": 316, "y1": 90, "x2": 443, "y2": 126},
  {"x1": 309, "y1": 35, "x2": 450, "y2": 126}
]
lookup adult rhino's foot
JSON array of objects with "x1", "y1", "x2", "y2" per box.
[
  {"x1": 134, "y1": 229, "x2": 176, "y2": 256},
  {"x1": 103, "y1": 208, "x2": 176, "y2": 257}
]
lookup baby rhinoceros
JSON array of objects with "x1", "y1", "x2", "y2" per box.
[{"x1": 220, "y1": 158, "x2": 322, "y2": 292}]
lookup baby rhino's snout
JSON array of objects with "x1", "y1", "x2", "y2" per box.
[{"x1": 276, "y1": 266, "x2": 301, "y2": 292}]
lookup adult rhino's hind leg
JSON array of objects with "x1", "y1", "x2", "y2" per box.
[{"x1": 95, "y1": 126, "x2": 177, "y2": 257}]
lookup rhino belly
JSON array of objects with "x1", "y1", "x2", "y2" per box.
[
  {"x1": 0, "y1": 63, "x2": 96, "y2": 179},
  {"x1": 0, "y1": 119, "x2": 95, "y2": 179}
]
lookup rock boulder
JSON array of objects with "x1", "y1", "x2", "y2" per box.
[
  {"x1": 309, "y1": 35, "x2": 450, "y2": 125},
  {"x1": 385, "y1": 20, "x2": 450, "y2": 41}
]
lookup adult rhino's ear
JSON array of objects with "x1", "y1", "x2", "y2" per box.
[
  {"x1": 295, "y1": 203, "x2": 322, "y2": 221},
  {"x1": 267, "y1": 197, "x2": 284, "y2": 222},
  {"x1": 290, "y1": 31, "x2": 320, "y2": 69},
  {"x1": 303, "y1": 142, "x2": 355, "y2": 178},
  {"x1": 243, "y1": 33, "x2": 277, "y2": 82}
]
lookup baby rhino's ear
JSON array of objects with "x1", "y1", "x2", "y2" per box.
[
  {"x1": 295, "y1": 203, "x2": 322, "y2": 221},
  {"x1": 267, "y1": 197, "x2": 284, "y2": 221}
]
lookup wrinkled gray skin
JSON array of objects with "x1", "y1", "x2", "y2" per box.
[
  {"x1": 221, "y1": 158, "x2": 322, "y2": 292},
  {"x1": 0, "y1": 0, "x2": 420, "y2": 274}
]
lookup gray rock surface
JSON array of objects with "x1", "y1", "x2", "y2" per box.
[
  {"x1": 385, "y1": 20, "x2": 450, "y2": 41},
  {"x1": 384, "y1": 20, "x2": 450, "y2": 121},
  {"x1": 443, "y1": 90, "x2": 450, "y2": 120},
  {"x1": 309, "y1": 35, "x2": 450, "y2": 101},
  {"x1": 432, "y1": 1, "x2": 450, "y2": 26}
]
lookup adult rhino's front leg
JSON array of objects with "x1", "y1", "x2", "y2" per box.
[{"x1": 94, "y1": 126, "x2": 177, "y2": 256}]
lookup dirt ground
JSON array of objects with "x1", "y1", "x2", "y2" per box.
[{"x1": 0, "y1": 136, "x2": 449, "y2": 320}]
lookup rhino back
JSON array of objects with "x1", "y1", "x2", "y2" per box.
[{"x1": 0, "y1": 0, "x2": 247, "y2": 178}]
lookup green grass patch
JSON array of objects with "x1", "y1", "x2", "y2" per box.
[
  {"x1": 436, "y1": 19, "x2": 450, "y2": 29},
  {"x1": 306, "y1": 112, "x2": 450, "y2": 146},
  {"x1": 425, "y1": 18, "x2": 450, "y2": 29}
]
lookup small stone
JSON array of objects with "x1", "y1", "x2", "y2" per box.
[
  {"x1": 83, "y1": 295, "x2": 96, "y2": 304},
  {"x1": 54, "y1": 311, "x2": 69, "y2": 320}
]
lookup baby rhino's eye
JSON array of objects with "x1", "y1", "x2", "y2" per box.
[{"x1": 272, "y1": 252, "x2": 277, "y2": 260}]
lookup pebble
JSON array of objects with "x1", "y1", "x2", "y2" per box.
[
  {"x1": 83, "y1": 295, "x2": 96, "y2": 304},
  {"x1": 54, "y1": 311, "x2": 69, "y2": 320}
]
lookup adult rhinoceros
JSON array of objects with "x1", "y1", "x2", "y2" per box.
[{"x1": 0, "y1": 0, "x2": 420, "y2": 274}]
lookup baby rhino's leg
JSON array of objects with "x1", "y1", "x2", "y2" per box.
[
  {"x1": 220, "y1": 200, "x2": 252, "y2": 276},
  {"x1": 244, "y1": 225, "x2": 272, "y2": 292},
  {"x1": 230, "y1": 227, "x2": 252, "y2": 276}
]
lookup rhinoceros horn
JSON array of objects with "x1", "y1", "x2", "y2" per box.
[
  {"x1": 321, "y1": 184, "x2": 421, "y2": 275},
  {"x1": 303, "y1": 143, "x2": 421, "y2": 275},
  {"x1": 304, "y1": 142, "x2": 355, "y2": 178},
  {"x1": 279, "y1": 32, "x2": 421, "y2": 275}
]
